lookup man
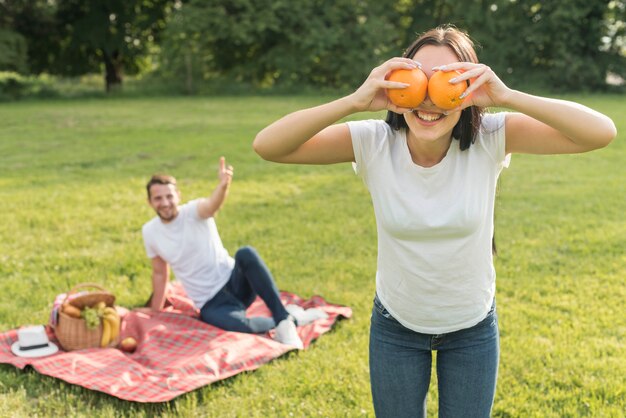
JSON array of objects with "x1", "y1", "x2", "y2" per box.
[{"x1": 142, "y1": 157, "x2": 326, "y2": 349}]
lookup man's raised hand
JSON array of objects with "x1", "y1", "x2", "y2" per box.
[{"x1": 218, "y1": 156, "x2": 234, "y2": 187}]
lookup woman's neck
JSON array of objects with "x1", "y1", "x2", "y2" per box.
[{"x1": 406, "y1": 131, "x2": 453, "y2": 168}]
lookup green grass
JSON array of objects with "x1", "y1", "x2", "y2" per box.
[{"x1": 0, "y1": 94, "x2": 624, "y2": 417}]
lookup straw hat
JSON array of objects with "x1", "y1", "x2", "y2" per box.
[{"x1": 11, "y1": 325, "x2": 59, "y2": 358}]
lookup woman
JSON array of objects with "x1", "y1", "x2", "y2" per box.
[{"x1": 253, "y1": 25, "x2": 616, "y2": 417}]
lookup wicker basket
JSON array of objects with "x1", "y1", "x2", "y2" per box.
[{"x1": 53, "y1": 283, "x2": 116, "y2": 351}]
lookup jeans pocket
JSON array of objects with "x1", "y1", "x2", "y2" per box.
[
  {"x1": 477, "y1": 300, "x2": 498, "y2": 331},
  {"x1": 373, "y1": 295, "x2": 393, "y2": 319}
]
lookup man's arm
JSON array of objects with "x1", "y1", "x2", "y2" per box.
[
  {"x1": 196, "y1": 156, "x2": 234, "y2": 219},
  {"x1": 150, "y1": 256, "x2": 169, "y2": 311}
]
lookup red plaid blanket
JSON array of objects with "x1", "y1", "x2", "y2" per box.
[{"x1": 0, "y1": 284, "x2": 352, "y2": 402}]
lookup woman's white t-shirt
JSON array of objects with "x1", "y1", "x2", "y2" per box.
[
  {"x1": 348, "y1": 112, "x2": 510, "y2": 334},
  {"x1": 142, "y1": 199, "x2": 235, "y2": 308}
]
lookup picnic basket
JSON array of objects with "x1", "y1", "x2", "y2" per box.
[{"x1": 53, "y1": 283, "x2": 116, "y2": 351}]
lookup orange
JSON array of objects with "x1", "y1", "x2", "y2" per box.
[
  {"x1": 427, "y1": 70, "x2": 468, "y2": 110},
  {"x1": 386, "y1": 68, "x2": 428, "y2": 108}
]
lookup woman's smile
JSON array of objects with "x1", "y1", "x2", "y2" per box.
[{"x1": 414, "y1": 109, "x2": 446, "y2": 123}]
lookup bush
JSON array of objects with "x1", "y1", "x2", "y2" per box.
[{"x1": 0, "y1": 72, "x2": 57, "y2": 100}]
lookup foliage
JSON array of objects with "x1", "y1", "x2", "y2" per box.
[
  {"x1": 1, "y1": 0, "x2": 624, "y2": 93},
  {"x1": 158, "y1": 0, "x2": 401, "y2": 92},
  {"x1": 0, "y1": 71, "x2": 57, "y2": 100},
  {"x1": 0, "y1": 0, "x2": 58, "y2": 76},
  {"x1": 480, "y1": 0, "x2": 625, "y2": 91},
  {"x1": 0, "y1": 95, "x2": 624, "y2": 416},
  {"x1": 53, "y1": 0, "x2": 178, "y2": 91},
  {"x1": 0, "y1": 29, "x2": 28, "y2": 73},
  {"x1": 157, "y1": 0, "x2": 625, "y2": 92},
  {"x1": 371, "y1": 0, "x2": 626, "y2": 91},
  {"x1": 0, "y1": 0, "x2": 179, "y2": 91},
  {"x1": 603, "y1": 0, "x2": 626, "y2": 79}
]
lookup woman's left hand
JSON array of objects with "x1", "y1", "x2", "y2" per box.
[{"x1": 435, "y1": 62, "x2": 513, "y2": 110}]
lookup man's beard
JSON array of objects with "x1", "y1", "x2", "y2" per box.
[{"x1": 157, "y1": 206, "x2": 178, "y2": 222}]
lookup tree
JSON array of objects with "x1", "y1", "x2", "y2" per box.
[
  {"x1": 50, "y1": 0, "x2": 177, "y2": 92},
  {"x1": 0, "y1": 29, "x2": 28, "y2": 73},
  {"x1": 158, "y1": 0, "x2": 402, "y2": 92},
  {"x1": 1, "y1": 0, "x2": 178, "y2": 91},
  {"x1": 390, "y1": 0, "x2": 624, "y2": 91},
  {"x1": 0, "y1": 0, "x2": 57, "y2": 74},
  {"x1": 3, "y1": 0, "x2": 623, "y2": 93},
  {"x1": 158, "y1": 0, "x2": 623, "y2": 92},
  {"x1": 603, "y1": 0, "x2": 626, "y2": 82},
  {"x1": 478, "y1": 0, "x2": 623, "y2": 91}
]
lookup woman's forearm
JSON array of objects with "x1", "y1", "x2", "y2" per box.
[
  {"x1": 253, "y1": 95, "x2": 359, "y2": 160},
  {"x1": 502, "y1": 90, "x2": 616, "y2": 150}
]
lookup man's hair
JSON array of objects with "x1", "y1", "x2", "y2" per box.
[{"x1": 146, "y1": 174, "x2": 177, "y2": 199}]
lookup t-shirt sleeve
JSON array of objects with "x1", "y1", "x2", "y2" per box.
[
  {"x1": 478, "y1": 112, "x2": 510, "y2": 169},
  {"x1": 347, "y1": 119, "x2": 387, "y2": 179},
  {"x1": 142, "y1": 223, "x2": 158, "y2": 259},
  {"x1": 186, "y1": 199, "x2": 202, "y2": 220}
]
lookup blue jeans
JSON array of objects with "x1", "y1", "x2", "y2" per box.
[
  {"x1": 199, "y1": 246, "x2": 289, "y2": 333},
  {"x1": 369, "y1": 295, "x2": 499, "y2": 418}
]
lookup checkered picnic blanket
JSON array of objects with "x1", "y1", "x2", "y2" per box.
[{"x1": 0, "y1": 284, "x2": 352, "y2": 402}]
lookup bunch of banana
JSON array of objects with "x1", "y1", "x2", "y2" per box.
[
  {"x1": 60, "y1": 299, "x2": 121, "y2": 348},
  {"x1": 99, "y1": 304, "x2": 121, "y2": 348}
]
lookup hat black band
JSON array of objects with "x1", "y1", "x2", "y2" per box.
[{"x1": 19, "y1": 343, "x2": 49, "y2": 351}]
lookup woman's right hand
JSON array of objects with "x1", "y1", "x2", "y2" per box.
[{"x1": 349, "y1": 57, "x2": 421, "y2": 113}]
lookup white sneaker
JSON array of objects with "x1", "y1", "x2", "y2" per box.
[
  {"x1": 286, "y1": 304, "x2": 329, "y2": 326},
  {"x1": 274, "y1": 318, "x2": 304, "y2": 349}
]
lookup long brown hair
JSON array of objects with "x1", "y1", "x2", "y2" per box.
[{"x1": 385, "y1": 25, "x2": 484, "y2": 151}]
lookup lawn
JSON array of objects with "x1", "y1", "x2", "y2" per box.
[{"x1": 0, "y1": 94, "x2": 624, "y2": 417}]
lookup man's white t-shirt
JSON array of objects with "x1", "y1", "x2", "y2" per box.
[
  {"x1": 348, "y1": 112, "x2": 510, "y2": 334},
  {"x1": 142, "y1": 199, "x2": 235, "y2": 309}
]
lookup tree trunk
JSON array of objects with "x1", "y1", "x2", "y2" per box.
[{"x1": 103, "y1": 49, "x2": 123, "y2": 93}]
